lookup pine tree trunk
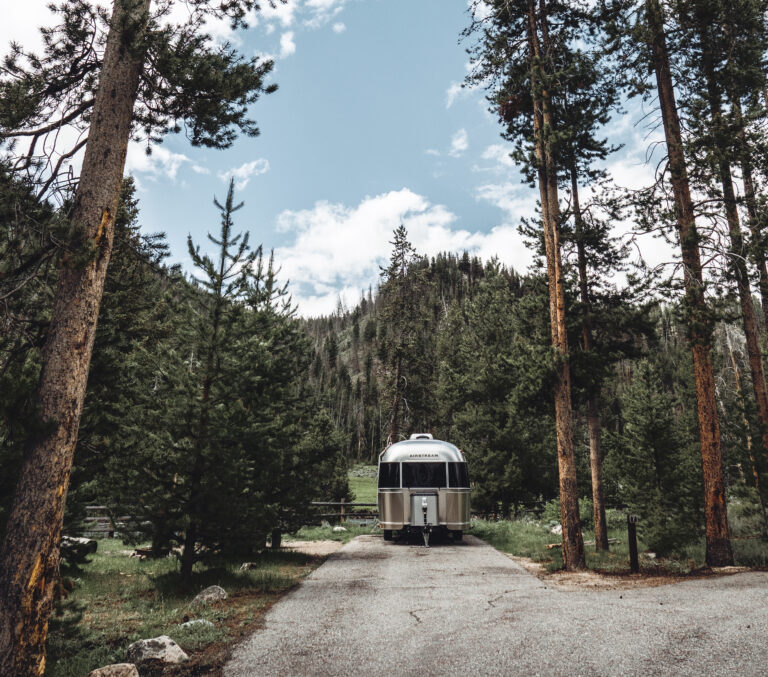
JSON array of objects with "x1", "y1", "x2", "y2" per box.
[
  {"x1": 696, "y1": 11, "x2": 768, "y2": 473},
  {"x1": 571, "y1": 169, "x2": 609, "y2": 551},
  {"x1": 180, "y1": 521, "x2": 198, "y2": 581},
  {"x1": 726, "y1": 336, "x2": 768, "y2": 537},
  {"x1": 181, "y1": 214, "x2": 229, "y2": 582},
  {"x1": 645, "y1": 0, "x2": 732, "y2": 566},
  {"x1": 527, "y1": 0, "x2": 585, "y2": 570},
  {"x1": 0, "y1": 2, "x2": 151, "y2": 672},
  {"x1": 732, "y1": 97, "x2": 768, "y2": 333}
]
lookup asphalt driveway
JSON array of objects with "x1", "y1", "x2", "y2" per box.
[{"x1": 225, "y1": 534, "x2": 768, "y2": 676}]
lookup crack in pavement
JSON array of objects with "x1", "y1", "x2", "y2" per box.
[
  {"x1": 408, "y1": 609, "x2": 424, "y2": 625},
  {"x1": 225, "y1": 535, "x2": 768, "y2": 677},
  {"x1": 486, "y1": 589, "x2": 515, "y2": 609}
]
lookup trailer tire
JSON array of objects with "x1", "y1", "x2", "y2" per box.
[
  {"x1": 452, "y1": 530, "x2": 463, "y2": 541},
  {"x1": 383, "y1": 530, "x2": 393, "y2": 541}
]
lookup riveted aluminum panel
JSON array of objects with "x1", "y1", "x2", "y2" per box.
[
  {"x1": 378, "y1": 490, "x2": 405, "y2": 528},
  {"x1": 380, "y1": 439, "x2": 465, "y2": 464},
  {"x1": 440, "y1": 489, "x2": 471, "y2": 528}
]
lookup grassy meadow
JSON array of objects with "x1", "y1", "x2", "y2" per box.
[
  {"x1": 46, "y1": 539, "x2": 329, "y2": 676},
  {"x1": 471, "y1": 516, "x2": 768, "y2": 574},
  {"x1": 348, "y1": 464, "x2": 378, "y2": 504}
]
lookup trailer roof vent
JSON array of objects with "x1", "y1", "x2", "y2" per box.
[{"x1": 410, "y1": 433, "x2": 433, "y2": 440}]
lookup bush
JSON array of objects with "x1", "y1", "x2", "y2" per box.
[{"x1": 541, "y1": 497, "x2": 595, "y2": 531}]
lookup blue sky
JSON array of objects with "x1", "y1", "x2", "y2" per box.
[{"x1": 4, "y1": 0, "x2": 666, "y2": 315}]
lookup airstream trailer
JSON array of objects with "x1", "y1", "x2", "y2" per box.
[{"x1": 378, "y1": 434, "x2": 470, "y2": 545}]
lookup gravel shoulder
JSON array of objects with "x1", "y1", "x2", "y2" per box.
[{"x1": 225, "y1": 534, "x2": 768, "y2": 677}]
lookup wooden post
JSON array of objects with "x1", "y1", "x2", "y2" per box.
[
  {"x1": 340, "y1": 498, "x2": 345, "y2": 524},
  {"x1": 628, "y1": 514, "x2": 639, "y2": 573}
]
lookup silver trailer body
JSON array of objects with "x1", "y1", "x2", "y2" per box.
[{"x1": 378, "y1": 435, "x2": 470, "y2": 542}]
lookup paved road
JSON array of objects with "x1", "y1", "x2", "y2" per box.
[{"x1": 225, "y1": 535, "x2": 768, "y2": 676}]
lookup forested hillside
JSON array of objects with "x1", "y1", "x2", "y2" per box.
[{"x1": 304, "y1": 228, "x2": 768, "y2": 552}]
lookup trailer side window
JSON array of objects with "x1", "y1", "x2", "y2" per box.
[
  {"x1": 448, "y1": 462, "x2": 469, "y2": 488},
  {"x1": 402, "y1": 462, "x2": 447, "y2": 488},
  {"x1": 378, "y1": 462, "x2": 400, "y2": 488}
]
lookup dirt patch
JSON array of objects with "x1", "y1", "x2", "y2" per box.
[
  {"x1": 281, "y1": 540, "x2": 344, "y2": 557},
  {"x1": 505, "y1": 554, "x2": 752, "y2": 590}
]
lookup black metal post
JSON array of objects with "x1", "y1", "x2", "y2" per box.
[{"x1": 627, "y1": 514, "x2": 639, "y2": 573}]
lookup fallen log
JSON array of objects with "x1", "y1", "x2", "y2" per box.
[
  {"x1": 547, "y1": 537, "x2": 619, "y2": 550},
  {"x1": 60, "y1": 536, "x2": 98, "y2": 561}
]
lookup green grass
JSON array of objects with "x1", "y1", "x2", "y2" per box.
[
  {"x1": 471, "y1": 517, "x2": 768, "y2": 574},
  {"x1": 290, "y1": 524, "x2": 378, "y2": 543},
  {"x1": 348, "y1": 464, "x2": 378, "y2": 504},
  {"x1": 46, "y1": 539, "x2": 321, "y2": 676}
]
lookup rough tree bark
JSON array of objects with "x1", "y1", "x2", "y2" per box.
[
  {"x1": 571, "y1": 169, "x2": 609, "y2": 551},
  {"x1": 527, "y1": 0, "x2": 585, "y2": 570},
  {"x1": 725, "y1": 332, "x2": 768, "y2": 537},
  {"x1": 0, "y1": 1, "x2": 152, "y2": 673},
  {"x1": 695, "y1": 9, "x2": 768, "y2": 473},
  {"x1": 733, "y1": 97, "x2": 768, "y2": 332},
  {"x1": 645, "y1": 0, "x2": 733, "y2": 566}
]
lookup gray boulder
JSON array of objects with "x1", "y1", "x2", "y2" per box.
[
  {"x1": 126, "y1": 636, "x2": 188, "y2": 664},
  {"x1": 88, "y1": 665, "x2": 138, "y2": 677},
  {"x1": 181, "y1": 618, "x2": 214, "y2": 629},
  {"x1": 192, "y1": 584, "x2": 227, "y2": 605}
]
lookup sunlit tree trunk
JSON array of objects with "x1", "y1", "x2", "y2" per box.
[
  {"x1": 0, "y1": 1, "x2": 152, "y2": 672},
  {"x1": 725, "y1": 332, "x2": 768, "y2": 537},
  {"x1": 645, "y1": 0, "x2": 732, "y2": 566},
  {"x1": 527, "y1": 0, "x2": 585, "y2": 570},
  {"x1": 571, "y1": 169, "x2": 609, "y2": 551},
  {"x1": 695, "y1": 8, "x2": 768, "y2": 476}
]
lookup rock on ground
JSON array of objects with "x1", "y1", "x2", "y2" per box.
[
  {"x1": 192, "y1": 584, "x2": 227, "y2": 604},
  {"x1": 126, "y1": 636, "x2": 189, "y2": 664},
  {"x1": 88, "y1": 665, "x2": 138, "y2": 677},
  {"x1": 181, "y1": 619, "x2": 215, "y2": 629}
]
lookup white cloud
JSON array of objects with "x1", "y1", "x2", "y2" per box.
[
  {"x1": 449, "y1": 129, "x2": 469, "y2": 157},
  {"x1": 125, "y1": 144, "x2": 200, "y2": 182},
  {"x1": 332, "y1": 22, "x2": 347, "y2": 33},
  {"x1": 279, "y1": 31, "x2": 296, "y2": 58},
  {"x1": 475, "y1": 181, "x2": 537, "y2": 220},
  {"x1": 262, "y1": 0, "x2": 300, "y2": 28},
  {"x1": 304, "y1": 0, "x2": 349, "y2": 27},
  {"x1": 445, "y1": 82, "x2": 467, "y2": 108},
  {"x1": 217, "y1": 158, "x2": 270, "y2": 190},
  {"x1": 425, "y1": 149, "x2": 441, "y2": 157},
  {"x1": 480, "y1": 144, "x2": 515, "y2": 168},
  {"x1": 274, "y1": 188, "x2": 534, "y2": 316},
  {"x1": 0, "y1": 1, "x2": 56, "y2": 54},
  {"x1": 469, "y1": 0, "x2": 494, "y2": 21}
]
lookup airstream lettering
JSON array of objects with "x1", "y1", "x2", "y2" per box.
[{"x1": 377, "y1": 434, "x2": 470, "y2": 545}]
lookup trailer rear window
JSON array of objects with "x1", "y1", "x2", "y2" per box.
[
  {"x1": 448, "y1": 462, "x2": 469, "y2": 488},
  {"x1": 402, "y1": 462, "x2": 447, "y2": 488},
  {"x1": 378, "y1": 462, "x2": 400, "y2": 488}
]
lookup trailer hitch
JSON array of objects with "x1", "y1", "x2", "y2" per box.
[{"x1": 421, "y1": 497, "x2": 431, "y2": 547}]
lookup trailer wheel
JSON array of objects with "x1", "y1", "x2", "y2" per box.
[
  {"x1": 383, "y1": 530, "x2": 393, "y2": 541},
  {"x1": 452, "y1": 530, "x2": 463, "y2": 541}
]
